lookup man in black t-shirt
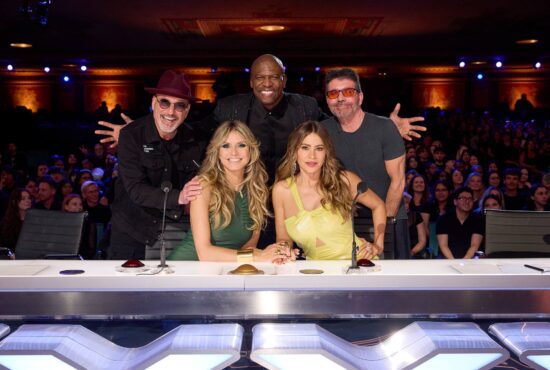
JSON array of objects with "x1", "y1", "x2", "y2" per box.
[{"x1": 437, "y1": 187, "x2": 483, "y2": 259}]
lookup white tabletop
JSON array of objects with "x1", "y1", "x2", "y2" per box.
[{"x1": 1, "y1": 258, "x2": 548, "y2": 292}]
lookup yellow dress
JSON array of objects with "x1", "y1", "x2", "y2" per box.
[{"x1": 284, "y1": 178, "x2": 356, "y2": 260}]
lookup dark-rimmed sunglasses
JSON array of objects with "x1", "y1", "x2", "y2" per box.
[
  {"x1": 155, "y1": 96, "x2": 189, "y2": 112},
  {"x1": 326, "y1": 88, "x2": 358, "y2": 99}
]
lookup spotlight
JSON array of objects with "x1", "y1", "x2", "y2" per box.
[
  {"x1": 459, "y1": 61, "x2": 466, "y2": 68},
  {"x1": 7, "y1": 64, "x2": 14, "y2": 71},
  {"x1": 476, "y1": 73, "x2": 484, "y2": 80},
  {"x1": 534, "y1": 62, "x2": 542, "y2": 69},
  {"x1": 314, "y1": 66, "x2": 321, "y2": 72},
  {"x1": 495, "y1": 61, "x2": 503, "y2": 68},
  {"x1": 80, "y1": 65, "x2": 87, "y2": 71},
  {"x1": 244, "y1": 68, "x2": 250, "y2": 73},
  {"x1": 299, "y1": 76, "x2": 304, "y2": 82},
  {"x1": 210, "y1": 66, "x2": 217, "y2": 73},
  {"x1": 44, "y1": 66, "x2": 50, "y2": 73},
  {"x1": 63, "y1": 75, "x2": 70, "y2": 82}
]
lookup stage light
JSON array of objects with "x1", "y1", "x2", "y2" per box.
[
  {"x1": 210, "y1": 66, "x2": 217, "y2": 73},
  {"x1": 44, "y1": 66, "x2": 50, "y2": 73},
  {"x1": 63, "y1": 75, "x2": 70, "y2": 82},
  {"x1": 495, "y1": 61, "x2": 503, "y2": 68},
  {"x1": 459, "y1": 61, "x2": 466, "y2": 68},
  {"x1": 534, "y1": 62, "x2": 542, "y2": 69},
  {"x1": 244, "y1": 68, "x2": 250, "y2": 73},
  {"x1": 7, "y1": 64, "x2": 14, "y2": 71},
  {"x1": 299, "y1": 76, "x2": 304, "y2": 82},
  {"x1": 80, "y1": 65, "x2": 87, "y2": 71},
  {"x1": 477, "y1": 73, "x2": 484, "y2": 80},
  {"x1": 314, "y1": 67, "x2": 321, "y2": 72}
]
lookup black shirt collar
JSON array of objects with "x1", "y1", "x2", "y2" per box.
[{"x1": 252, "y1": 93, "x2": 289, "y2": 119}]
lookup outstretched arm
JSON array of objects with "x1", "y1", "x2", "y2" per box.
[
  {"x1": 389, "y1": 103, "x2": 426, "y2": 141},
  {"x1": 95, "y1": 113, "x2": 134, "y2": 148}
]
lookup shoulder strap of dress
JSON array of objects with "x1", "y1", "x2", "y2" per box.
[{"x1": 286, "y1": 177, "x2": 304, "y2": 211}]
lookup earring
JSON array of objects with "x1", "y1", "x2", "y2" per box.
[{"x1": 291, "y1": 162, "x2": 297, "y2": 175}]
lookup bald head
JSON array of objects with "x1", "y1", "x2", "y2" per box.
[
  {"x1": 249, "y1": 54, "x2": 287, "y2": 110},
  {"x1": 251, "y1": 54, "x2": 285, "y2": 72}
]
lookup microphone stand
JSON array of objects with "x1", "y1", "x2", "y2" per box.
[
  {"x1": 158, "y1": 181, "x2": 174, "y2": 274},
  {"x1": 347, "y1": 182, "x2": 368, "y2": 274}
]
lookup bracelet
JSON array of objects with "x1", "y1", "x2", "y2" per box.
[{"x1": 237, "y1": 249, "x2": 253, "y2": 263}]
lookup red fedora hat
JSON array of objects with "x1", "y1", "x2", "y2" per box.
[{"x1": 145, "y1": 70, "x2": 200, "y2": 101}]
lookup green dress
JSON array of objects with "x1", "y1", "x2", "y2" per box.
[{"x1": 167, "y1": 191, "x2": 253, "y2": 260}]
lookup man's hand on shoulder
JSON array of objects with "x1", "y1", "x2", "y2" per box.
[
  {"x1": 178, "y1": 176, "x2": 203, "y2": 205},
  {"x1": 95, "y1": 113, "x2": 134, "y2": 148},
  {"x1": 389, "y1": 103, "x2": 426, "y2": 141}
]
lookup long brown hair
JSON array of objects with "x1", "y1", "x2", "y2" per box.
[{"x1": 276, "y1": 120, "x2": 352, "y2": 219}]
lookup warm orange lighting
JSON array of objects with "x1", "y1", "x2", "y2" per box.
[
  {"x1": 256, "y1": 25, "x2": 286, "y2": 32},
  {"x1": 471, "y1": 61, "x2": 487, "y2": 65},
  {"x1": 10, "y1": 43, "x2": 33, "y2": 48},
  {"x1": 516, "y1": 39, "x2": 538, "y2": 45}
]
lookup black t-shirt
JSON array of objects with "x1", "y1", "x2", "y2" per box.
[{"x1": 436, "y1": 211, "x2": 484, "y2": 258}]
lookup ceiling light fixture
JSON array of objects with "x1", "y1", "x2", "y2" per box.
[
  {"x1": 256, "y1": 25, "x2": 286, "y2": 32},
  {"x1": 516, "y1": 39, "x2": 538, "y2": 45},
  {"x1": 10, "y1": 43, "x2": 33, "y2": 48}
]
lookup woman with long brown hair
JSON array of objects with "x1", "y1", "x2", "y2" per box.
[{"x1": 271, "y1": 121, "x2": 386, "y2": 260}]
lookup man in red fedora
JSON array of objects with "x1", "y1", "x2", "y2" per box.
[{"x1": 109, "y1": 70, "x2": 204, "y2": 260}]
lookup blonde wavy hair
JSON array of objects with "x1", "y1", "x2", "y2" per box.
[
  {"x1": 199, "y1": 120, "x2": 270, "y2": 230},
  {"x1": 276, "y1": 120, "x2": 353, "y2": 220}
]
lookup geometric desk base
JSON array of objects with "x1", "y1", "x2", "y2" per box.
[
  {"x1": 489, "y1": 322, "x2": 550, "y2": 370},
  {"x1": 0, "y1": 326, "x2": 9, "y2": 341},
  {"x1": 0, "y1": 323, "x2": 243, "y2": 370},
  {"x1": 251, "y1": 321, "x2": 509, "y2": 370}
]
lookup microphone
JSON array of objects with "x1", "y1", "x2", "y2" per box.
[
  {"x1": 161, "y1": 181, "x2": 173, "y2": 193},
  {"x1": 348, "y1": 181, "x2": 369, "y2": 272},
  {"x1": 158, "y1": 181, "x2": 174, "y2": 273}
]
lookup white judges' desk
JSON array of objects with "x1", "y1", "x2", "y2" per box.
[{"x1": 0, "y1": 259, "x2": 549, "y2": 319}]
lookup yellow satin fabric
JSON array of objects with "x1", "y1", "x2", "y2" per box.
[{"x1": 284, "y1": 178, "x2": 355, "y2": 260}]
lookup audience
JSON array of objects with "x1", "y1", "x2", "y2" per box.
[{"x1": 1, "y1": 100, "x2": 548, "y2": 260}]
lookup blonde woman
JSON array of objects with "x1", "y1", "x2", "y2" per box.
[
  {"x1": 271, "y1": 121, "x2": 386, "y2": 260},
  {"x1": 168, "y1": 121, "x2": 282, "y2": 262}
]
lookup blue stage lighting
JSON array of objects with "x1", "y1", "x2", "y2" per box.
[
  {"x1": 80, "y1": 65, "x2": 87, "y2": 71},
  {"x1": 534, "y1": 62, "x2": 541, "y2": 69},
  {"x1": 63, "y1": 75, "x2": 70, "y2": 82},
  {"x1": 459, "y1": 61, "x2": 466, "y2": 68},
  {"x1": 7, "y1": 64, "x2": 14, "y2": 71},
  {"x1": 495, "y1": 61, "x2": 503, "y2": 68},
  {"x1": 314, "y1": 67, "x2": 321, "y2": 72},
  {"x1": 477, "y1": 73, "x2": 484, "y2": 80},
  {"x1": 44, "y1": 66, "x2": 50, "y2": 73},
  {"x1": 244, "y1": 68, "x2": 250, "y2": 73}
]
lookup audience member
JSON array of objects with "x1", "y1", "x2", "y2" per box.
[
  {"x1": 464, "y1": 172, "x2": 485, "y2": 209},
  {"x1": 525, "y1": 183, "x2": 550, "y2": 211},
  {"x1": 502, "y1": 167, "x2": 527, "y2": 210},
  {"x1": 62, "y1": 193, "x2": 83, "y2": 213},
  {"x1": 35, "y1": 176, "x2": 61, "y2": 210},
  {"x1": 403, "y1": 192, "x2": 427, "y2": 258},
  {"x1": 0, "y1": 189, "x2": 32, "y2": 252},
  {"x1": 436, "y1": 187, "x2": 484, "y2": 259}
]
